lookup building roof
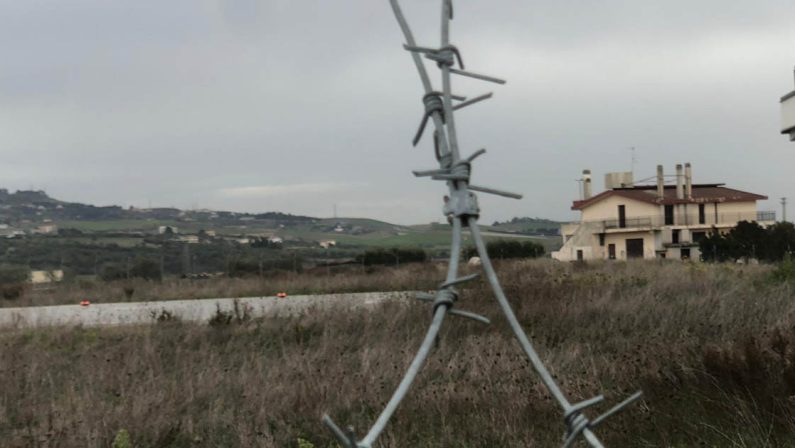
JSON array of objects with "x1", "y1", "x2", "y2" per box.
[{"x1": 571, "y1": 184, "x2": 767, "y2": 210}]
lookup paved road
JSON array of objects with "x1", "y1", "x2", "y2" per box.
[{"x1": 0, "y1": 291, "x2": 413, "y2": 329}]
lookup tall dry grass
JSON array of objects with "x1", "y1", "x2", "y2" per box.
[{"x1": 2, "y1": 259, "x2": 795, "y2": 447}]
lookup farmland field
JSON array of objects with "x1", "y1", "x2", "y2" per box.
[{"x1": 2, "y1": 259, "x2": 794, "y2": 447}]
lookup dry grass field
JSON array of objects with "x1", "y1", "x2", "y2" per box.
[{"x1": 2, "y1": 259, "x2": 795, "y2": 447}]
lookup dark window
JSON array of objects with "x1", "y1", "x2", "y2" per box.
[
  {"x1": 608, "y1": 244, "x2": 616, "y2": 260},
  {"x1": 693, "y1": 231, "x2": 706, "y2": 243},
  {"x1": 618, "y1": 205, "x2": 626, "y2": 228},
  {"x1": 672, "y1": 229, "x2": 680, "y2": 244},
  {"x1": 599, "y1": 233, "x2": 605, "y2": 246},
  {"x1": 699, "y1": 204, "x2": 706, "y2": 224},
  {"x1": 626, "y1": 238, "x2": 644, "y2": 258},
  {"x1": 577, "y1": 250, "x2": 584, "y2": 261},
  {"x1": 681, "y1": 248, "x2": 691, "y2": 260},
  {"x1": 664, "y1": 205, "x2": 674, "y2": 225}
]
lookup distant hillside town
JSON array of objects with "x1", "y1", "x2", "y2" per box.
[{"x1": 0, "y1": 188, "x2": 560, "y2": 284}]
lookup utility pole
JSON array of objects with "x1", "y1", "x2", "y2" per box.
[{"x1": 782, "y1": 197, "x2": 788, "y2": 222}]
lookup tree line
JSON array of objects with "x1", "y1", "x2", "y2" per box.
[{"x1": 699, "y1": 221, "x2": 795, "y2": 262}]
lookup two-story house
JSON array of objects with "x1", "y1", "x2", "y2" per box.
[{"x1": 552, "y1": 164, "x2": 774, "y2": 261}]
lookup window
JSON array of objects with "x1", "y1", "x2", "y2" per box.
[
  {"x1": 672, "y1": 229, "x2": 680, "y2": 244},
  {"x1": 693, "y1": 231, "x2": 706, "y2": 243},
  {"x1": 608, "y1": 244, "x2": 616, "y2": 260},
  {"x1": 618, "y1": 205, "x2": 626, "y2": 228},
  {"x1": 698, "y1": 204, "x2": 706, "y2": 224},
  {"x1": 681, "y1": 248, "x2": 691, "y2": 260},
  {"x1": 664, "y1": 205, "x2": 674, "y2": 225},
  {"x1": 577, "y1": 250, "x2": 584, "y2": 261},
  {"x1": 599, "y1": 233, "x2": 605, "y2": 246}
]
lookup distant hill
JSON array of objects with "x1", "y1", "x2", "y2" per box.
[
  {"x1": 487, "y1": 217, "x2": 561, "y2": 236},
  {"x1": 0, "y1": 189, "x2": 316, "y2": 227},
  {"x1": 0, "y1": 189, "x2": 560, "y2": 239},
  {"x1": 0, "y1": 189, "x2": 61, "y2": 205}
]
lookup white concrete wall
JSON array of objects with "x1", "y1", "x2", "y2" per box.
[
  {"x1": 603, "y1": 231, "x2": 656, "y2": 260},
  {"x1": 716, "y1": 201, "x2": 759, "y2": 222},
  {"x1": 581, "y1": 195, "x2": 660, "y2": 222},
  {"x1": 0, "y1": 292, "x2": 413, "y2": 329}
]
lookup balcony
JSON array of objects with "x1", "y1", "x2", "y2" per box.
[
  {"x1": 603, "y1": 217, "x2": 653, "y2": 230},
  {"x1": 600, "y1": 210, "x2": 776, "y2": 231}
]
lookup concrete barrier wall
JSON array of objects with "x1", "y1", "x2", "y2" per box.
[{"x1": 0, "y1": 291, "x2": 414, "y2": 329}]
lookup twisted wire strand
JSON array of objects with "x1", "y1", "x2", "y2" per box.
[{"x1": 321, "y1": 2, "x2": 642, "y2": 446}]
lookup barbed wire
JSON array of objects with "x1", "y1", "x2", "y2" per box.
[{"x1": 322, "y1": 1, "x2": 643, "y2": 446}]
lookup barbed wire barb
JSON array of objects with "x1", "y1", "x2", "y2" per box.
[{"x1": 321, "y1": 1, "x2": 643, "y2": 446}]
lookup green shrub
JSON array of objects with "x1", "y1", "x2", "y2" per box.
[
  {"x1": 770, "y1": 254, "x2": 795, "y2": 283},
  {"x1": 112, "y1": 429, "x2": 131, "y2": 448},
  {"x1": 296, "y1": 437, "x2": 315, "y2": 448},
  {"x1": 701, "y1": 221, "x2": 795, "y2": 262},
  {"x1": 101, "y1": 259, "x2": 161, "y2": 282},
  {"x1": 0, "y1": 264, "x2": 29, "y2": 284},
  {"x1": 464, "y1": 239, "x2": 545, "y2": 260},
  {"x1": 355, "y1": 248, "x2": 427, "y2": 266},
  {"x1": 0, "y1": 264, "x2": 28, "y2": 301},
  {"x1": 129, "y1": 259, "x2": 162, "y2": 281}
]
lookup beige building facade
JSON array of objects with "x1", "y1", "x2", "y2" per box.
[{"x1": 552, "y1": 164, "x2": 774, "y2": 262}]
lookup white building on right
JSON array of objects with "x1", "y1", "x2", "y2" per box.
[{"x1": 553, "y1": 164, "x2": 775, "y2": 262}]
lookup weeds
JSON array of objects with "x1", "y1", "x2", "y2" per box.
[
  {"x1": 208, "y1": 299, "x2": 250, "y2": 326},
  {"x1": 150, "y1": 308, "x2": 180, "y2": 323},
  {"x1": 1, "y1": 260, "x2": 794, "y2": 446},
  {"x1": 112, "y1": 429, "x2": 131, "y2": 448},
  {"x1": 770, "y1": 254, "x2": 795, "y2": 283}
]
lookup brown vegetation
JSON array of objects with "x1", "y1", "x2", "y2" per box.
[
  {"x1": 2, "y1": 260, "x2": 795, "y2": 447},
  {"x1": 1, "y1": 263, "x2": 443, "y2": 308}
]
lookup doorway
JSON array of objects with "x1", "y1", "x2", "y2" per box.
[{"x1": 626, "y1": 238, "x2": 644, "y2": 258}]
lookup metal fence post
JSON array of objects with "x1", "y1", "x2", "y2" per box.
[{"x1": 321, "y1": 2, "x2": 643, "y2": 446}]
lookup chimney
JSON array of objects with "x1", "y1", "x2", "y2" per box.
[
  {"x1": 582, "y1": 169, "x2": 592, "y2": 199},
  {"x1": 675, "y1": 164, "x2": 684, "y2": 200},
  {"x1": 685, "y1": 162, "x2": 693, "y2": 200},
  {"x1": 656, "y1": 165, "x2": 664, "y2": 199}
]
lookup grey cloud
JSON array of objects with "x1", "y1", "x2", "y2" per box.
[{"x1": 1, "y1": 1, "x2": 794, "y2": 224}]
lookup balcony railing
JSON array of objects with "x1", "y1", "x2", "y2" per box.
[
  {"x1": 603, "y1": 217, "x2": 653, "y2": 229},
  {"x1": 601, "y1": 211, "x2": 776, "y2": 230}
]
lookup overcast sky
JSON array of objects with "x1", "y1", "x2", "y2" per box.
[{"x1": 2, "y1": 0, "x2": 794, "y2": 224}]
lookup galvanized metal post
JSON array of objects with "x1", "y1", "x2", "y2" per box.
[{"x1": 321, "y1": 2, "x2": 642, "y2": 446}]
